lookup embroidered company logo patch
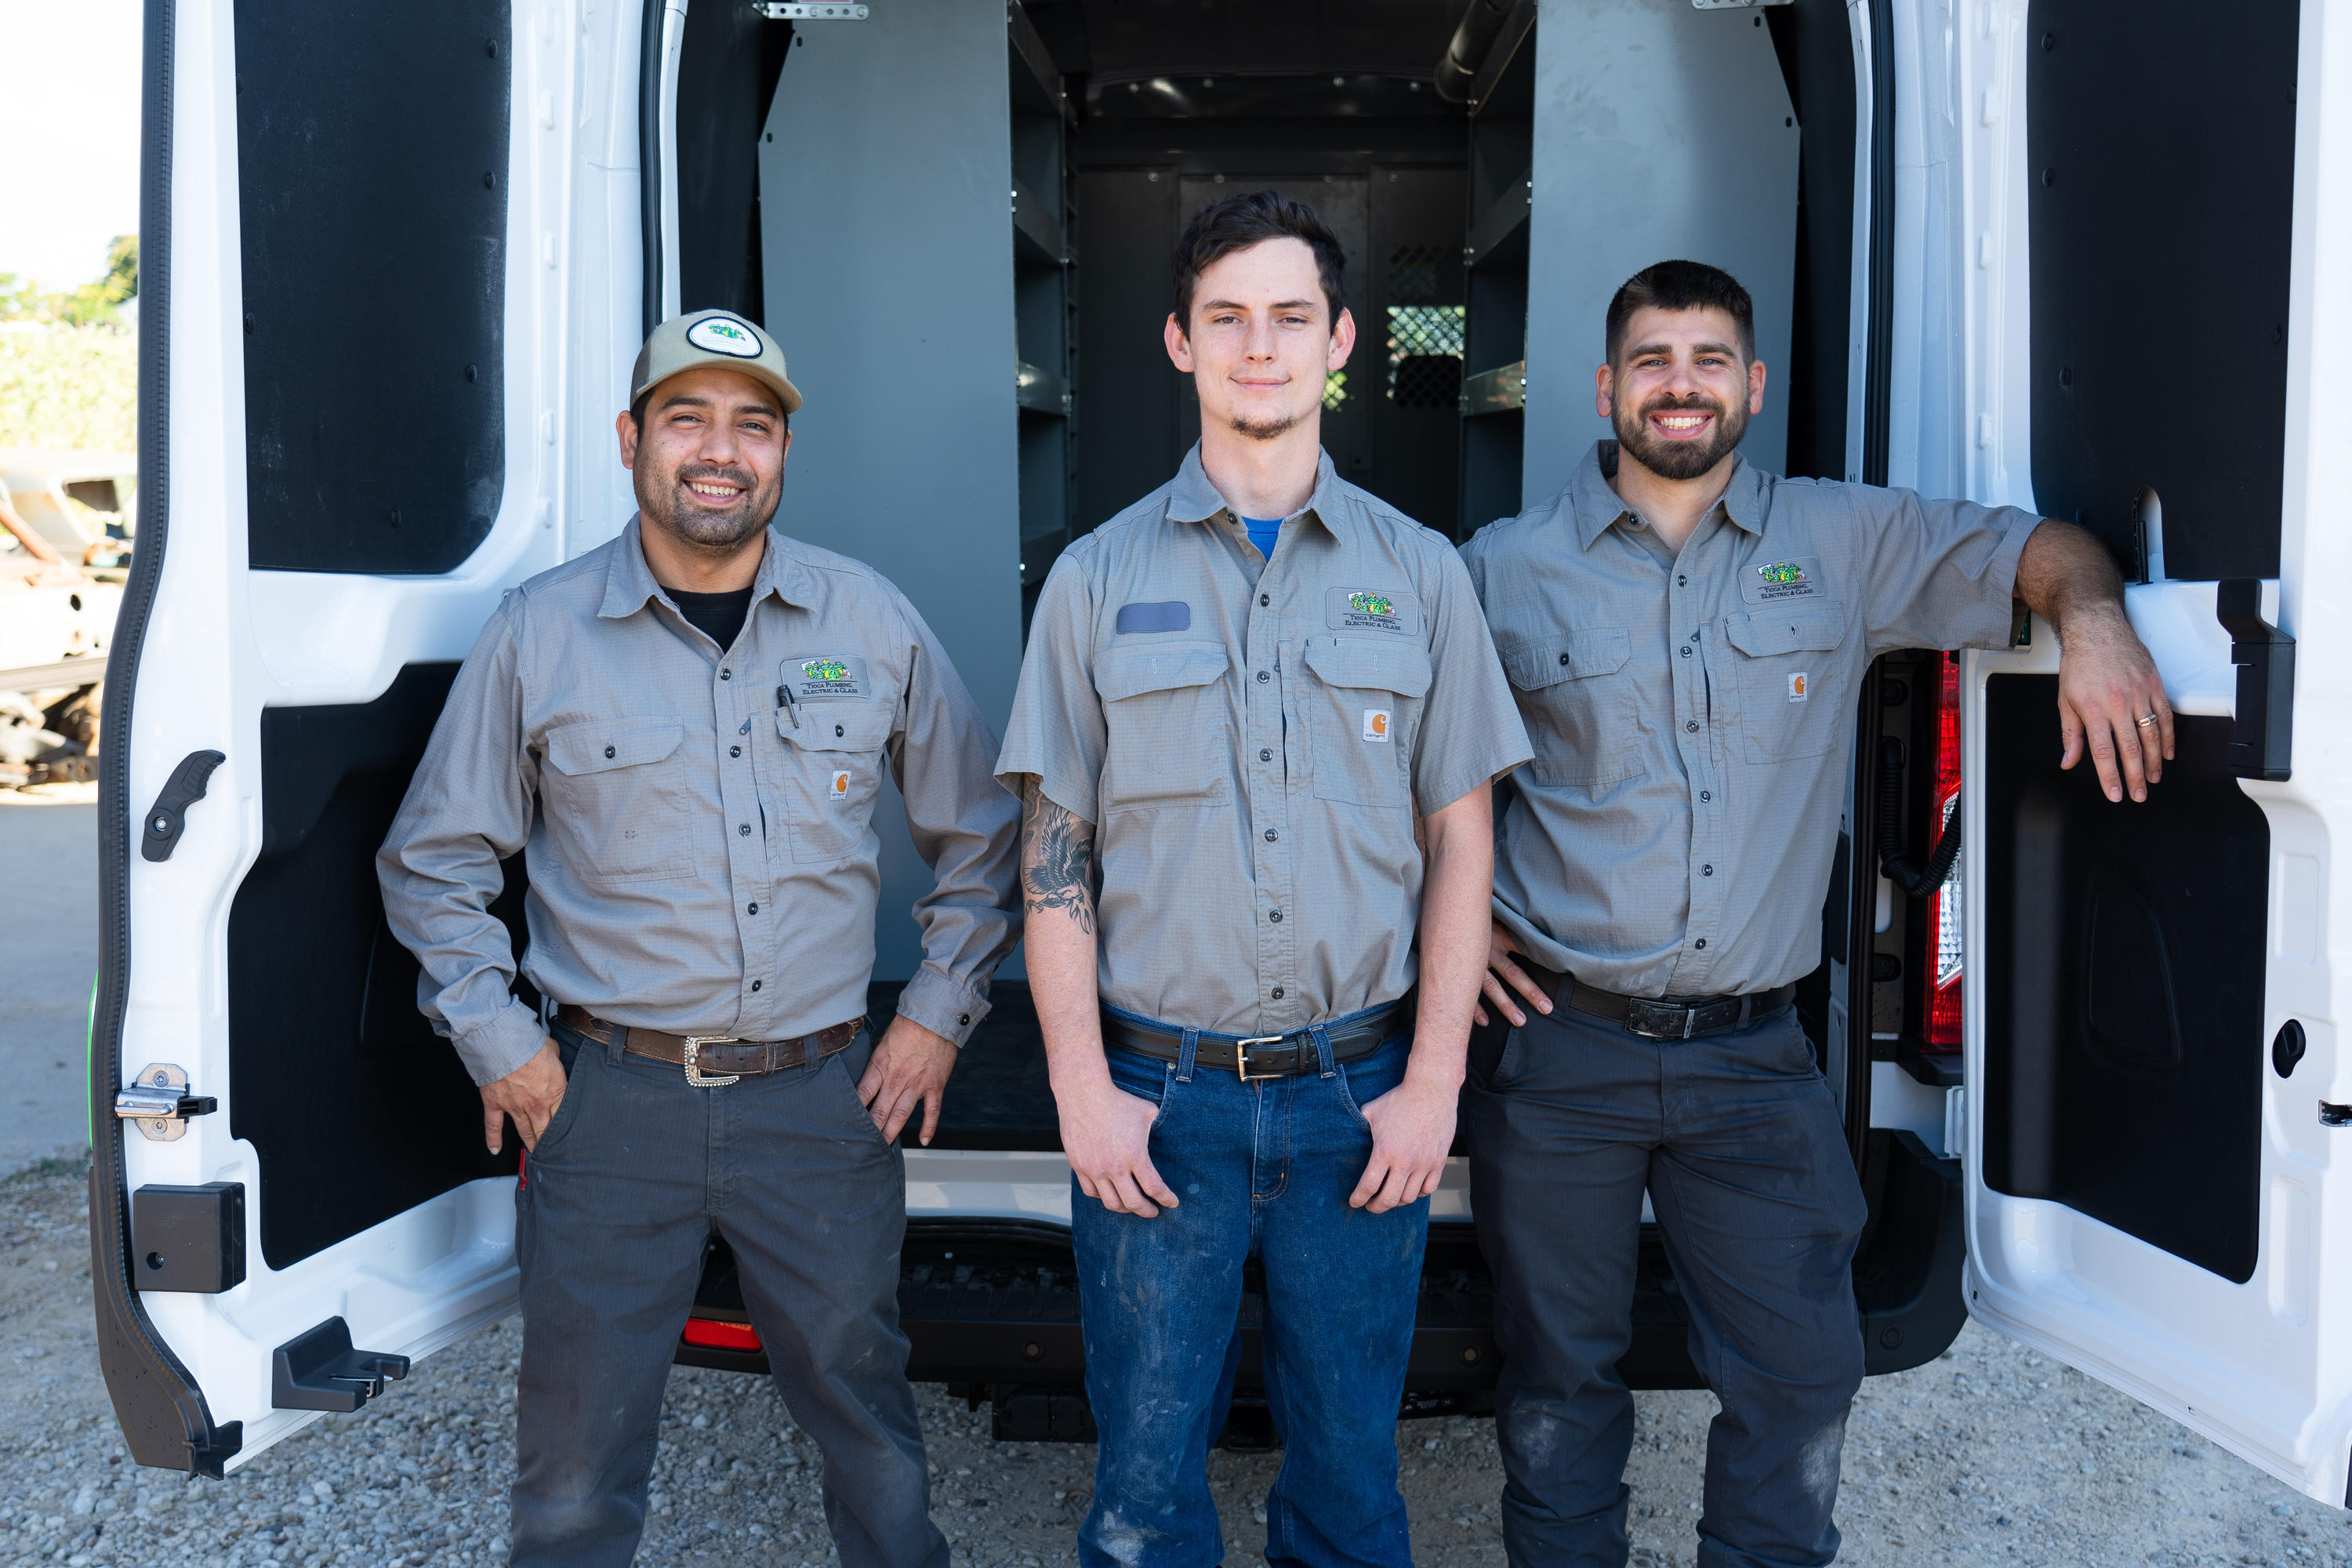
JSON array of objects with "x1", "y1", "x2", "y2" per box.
[
  {"x1": 685, "y1": 315, "x2": 763, "y2": 357},
  {"x1": 1327, "y1": 586, "x2": 1413, "y2": 633},
  {"x1": 1348, "y1": 592, "x2": 1393, "y2": 617},
  {"x1": 1742, "y1": 555, "x2": 1825, "y2": 605},
  {"x1": 1363, "y1": 708, "x2": 1392, "y2": 742},
  {"x1": 802, "y1": 659, "x2": 849, "y2": 683},
  {"x1": 1758, "y1": 561, "x2": 1806, "y2": 586},
  {"x1": 1788, "y1": 671, "x2": 1809, "y2": 702},
  {"x1": 786, "y1": 653, "x2": 867, "y2": 701}
]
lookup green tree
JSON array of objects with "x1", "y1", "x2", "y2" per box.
[{"x1": 0, "y1": 236, "x2": 138, "y2": 327}]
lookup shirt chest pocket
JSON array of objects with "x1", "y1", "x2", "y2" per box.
[
  {"x1": 1094, "y1": 641, "x2": 1232, "y2": 811},
  {"x1": 541, "y1": 717, "x2": 695, "y2": 882},
  {"x1": 774, "y1": 699, "x2": 895, "y2": 862},
  {"x1": 1722, "y1": 607, "x2": 1851, "y2": 762},
  {"x1": 1301, "y1": 636, "x2": 1430, "y2": 808},
  {"x1": 1501, "y1": 630, "x2": 1641, "y2": 792}
]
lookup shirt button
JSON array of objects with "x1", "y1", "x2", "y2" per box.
[
  {"x1": 1700, "y1": 790, "x2": 1712, "y2": 802},
  {"x1": 1559, "y1": 652, "x2": 1570, "y2": 666},
  {"x1": 748, "y1": 902, "x2": 759, "y2": 914},
  {"x1": 1686, "y1": 720, "x2": 1699, "y2": 733},
  {"x1": 1260, "y1": 593, "x2": 1270, "y2": 607},
  {"x1": 604, "y1": 745, "x2": 616, "y2": 759},
  {"x1": 1681, "y1": 646, "x2": 1690, "y2": 658},
  {"x1": 1695, "y1": 938, "x2": 1708, "y2": 950},
  {"x1": 1257, "y1": 670, "x2": 1270, "y2": 683},
  {"x1": 1269, "y1": 910, "x2": 1283, "y2": 923},
  {"x1": 1677, "y1": 575, "x2": 1687, "y2": 586},
  {"x1": 1261, "y1": 748, "x2": 1273, "y2": 762},
  {"x1": 751, "y1": 979, "x2": 762, "y2": 992},
  {"x1": 1265, "y1": 829, "x2": 1278, "y2": 842},
  {"x1": 1272, "y1": 986, "x2": 1285, "y2": 1000},
  {"x1": 730, "y1": 745, "x2": 742, "y2": 758},
  {"x1": 959, "y1": 1013, "x2": 971, "y2": 1026},
  {"x1": 835, "y1": 724, "x2": 845, "y2": 738},
  {"x1": 739, "y1": 823, "x2": 751, "y2": 837},
  {"x1": 1701, "y1": 866, "x2": 1713, "y2": 877},
  {"x1": 720, "y1": 668, "x2": 732, "y2": 681}
]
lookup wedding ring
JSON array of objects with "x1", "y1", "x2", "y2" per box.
[{"x1": 2135, "y1": 713, "x2": 2158, "y2": 728}]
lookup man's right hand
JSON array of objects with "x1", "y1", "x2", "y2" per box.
[
  {"x1": 1057, "y1": 1076, "x2": 1179, "y2": 1218},
  {"x1": 481, "y1": 1037, "x2": 568, "y2": 1155},
  {"x1": 1475, "y1": 920, "x2": 1555, "y2": 1029}
]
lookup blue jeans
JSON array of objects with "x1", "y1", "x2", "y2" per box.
[{"x1": 1072, "y1": 1029, "x2": 1428, "y2": 1568}]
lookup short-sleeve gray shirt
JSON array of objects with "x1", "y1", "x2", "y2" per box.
[
  {"x1": 1459, "y1": 440, "x2": 2039, "y2": 998},
  {"x1": 998, "y1": 445, "x2": 1531, "y2": 1035}
]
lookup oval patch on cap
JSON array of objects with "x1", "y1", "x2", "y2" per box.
[{"x1": 686, "y1": 315, "x2": 763, "y2": 358}]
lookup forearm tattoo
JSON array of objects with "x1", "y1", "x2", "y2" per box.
[{"x1": 1021, "y1": 779, "x2": 1098, "y2": 935}]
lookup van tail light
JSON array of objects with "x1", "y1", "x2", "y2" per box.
[
  {"x1": 1922, "y1": 653, "x2": 1964, "y2": 1048},
  {"x1": 681, "y1": 1317, "x2": 762, "y2": 1352}
]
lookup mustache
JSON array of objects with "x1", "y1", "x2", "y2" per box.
[
  {"x1": 1635, "y1": 392, "x2": 1727, "y2": 420},
  {"x1": 677, "y1": 463, "x2": 758, "y2": 492}
]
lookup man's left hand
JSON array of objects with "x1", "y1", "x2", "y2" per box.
[
  {"x1": 2056, "y1": 604, "x2": 2174, "y2": 803},
  {"x1": 1349, "y1": 1073, "x2": 1457, "y2": 1213},
  {"x1": 857, "y1": 1016, "x2": 959, "y2": 1145}
]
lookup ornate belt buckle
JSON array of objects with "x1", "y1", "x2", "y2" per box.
[
  {"x1": 1233, "y1": 1036, "x2": 1285, "y2": 1083},
  {"x1": 681, "y1": 1036, "x2": 742, "y2": 1088}
]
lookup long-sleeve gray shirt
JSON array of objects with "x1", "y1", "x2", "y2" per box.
[{"x1": 378, "y1": 518, "x2": 1022, "y2": 1085}]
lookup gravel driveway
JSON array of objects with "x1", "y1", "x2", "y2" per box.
[{"x1": 5, "y1": 1165, "x2": 2347, "y2": 1568}]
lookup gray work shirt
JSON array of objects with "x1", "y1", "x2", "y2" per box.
[
  {"x1": 1460, "y1": 440, "x2": 2038, "y2": 998},
  {"x1": 997, "y1": 445, "x2": 1531, "y2": 1035},
  {"x1": 379, "y1": 519, "x2": 1022, "y2": 1085}
]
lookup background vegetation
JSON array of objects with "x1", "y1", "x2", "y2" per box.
[{"x1": 0, "y1": 235, "x2": 139, "y2": 451}]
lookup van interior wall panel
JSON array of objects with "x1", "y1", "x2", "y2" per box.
[
  {"x1": 1521, "y1": 0, "x2": 1798, "y2": 502},
  {"x1": 2025, "y1": 0, "x2": 2298, "y2": 581},
  {"x1": 1980, "y1": 674, "x2": 2267, "y2": 1284},
  {"x1": 1764, "y1": 0, "x2": 1857, "y2": 483},
  {"x1": 233, "y1": 0, "x2": 510, "y2": 575},
  {"x1": 1074, "y1": 168, "x2": 1185, "y2": 532},
  {"x1": 676, "y1": 2, "x2": 793, "y2": 326},
  {"x1": 758, "y1": 2, "x2": 1025, "y2": 984},
  {"x1": 228, "y1": 667, "x2": 521, "y2": 1270}
]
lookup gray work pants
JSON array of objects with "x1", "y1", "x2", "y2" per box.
[
  {"x1": 508, "y1": 1020, "x2": 946, "y2": 1568},
  {"x1": 1463, "y1": 999, "x2": 1867, "y2": 1568}
]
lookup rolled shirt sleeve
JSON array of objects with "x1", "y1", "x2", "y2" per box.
[
  {"x1": 882, "y1": 584, "x2": 1024, "y2": 1047},
  {"x1": 1860, "y1": 488, "x2": 2042, "y2": 659},
  {"x1": 1408, "y1": 546, "x2": 1533, "y2": 817},
  {"x1": 376, "y1": 598, "x2": 549, "y2": 1087},
  {"x1": 994, "y1": 555, "x2": 1109, "y2": 823}
]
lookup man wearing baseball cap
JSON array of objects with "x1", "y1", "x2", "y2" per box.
[{"x1": 379, "y1": 308, "x2": 1022, "y2": 1566}]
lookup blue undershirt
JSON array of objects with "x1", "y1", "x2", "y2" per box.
[{"x1": 1242, "y1": 516, "x2": 1285, "y2": 561}]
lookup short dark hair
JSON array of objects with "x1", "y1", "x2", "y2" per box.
[
  {"x1": 1171, "y1": 191, "x2": 1346, "y2": 329},
  {"x1": 1605, "y1": 260, "x2": 1755, "y2": 366}
]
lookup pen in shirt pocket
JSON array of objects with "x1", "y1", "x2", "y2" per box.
[{"x1": 776, "y1": 681, "x2": 800, "y2": 728}]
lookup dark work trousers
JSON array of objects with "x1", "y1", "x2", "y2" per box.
[
  {"x1": 508, "y1": 1019, "x2": 946, "y2": 1568},
  {"x1": 1463, "y1": 999, "x2": 1867, "y2": 1568}
]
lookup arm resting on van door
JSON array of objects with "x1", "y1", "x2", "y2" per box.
[{"x1": 2013, "y1": 518, "x2": 2175, "y2": 805}]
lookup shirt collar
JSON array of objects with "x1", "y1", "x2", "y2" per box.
[
  {"x1": 1164, "y1": 442, "x2": 1345, "y2": 538},
  {"x1": 1569, "y1": 439, "x2": 1770, "y2": 550},
  {"x1": 598, "y1": 514, "x2": 816, "y2": 619}
]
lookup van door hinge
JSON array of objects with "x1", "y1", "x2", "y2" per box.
[
  {"x1": 2216, "y1": 579, "x2": 2293, "y2": 782},
  {"x1": 114, "y1": 1063, "x2": 217, "y2": 1142},
  {"x1": 757, "y1": 2, "x2": 868, "y2": 17}
]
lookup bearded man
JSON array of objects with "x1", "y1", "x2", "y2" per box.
[
  {"x1": 1457, "y1": 260, "x2": 2170, "y2": 1568},
  {"x1": 379, "y1": 309, "x2": 1020, "y2": 1567}
]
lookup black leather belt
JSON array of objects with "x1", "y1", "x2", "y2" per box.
[
  {"x1": 1518, "y1": 963, "x2": 1794, "y2": 1041},
  {"x1": 555, "y1": 1004, "x2": 862, "y2": 1087},
  {"x1": 1102, "y1": 998, "x2": 1406, "y2": 1080}
]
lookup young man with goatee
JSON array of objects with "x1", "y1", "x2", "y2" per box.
[
  {"x1": 997, "y1": 193, "x2": 1530, "y2": 1568},
  {"x1": 1461, "y1": 260, "x2": 2174, "y2": 1568}
]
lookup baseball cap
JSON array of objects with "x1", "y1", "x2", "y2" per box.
[{"x1": 630, "y1": 308, "x2": 803, "y2": 416}]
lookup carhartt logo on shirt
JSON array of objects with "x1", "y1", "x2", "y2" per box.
[
  {"x1": 1788, "y1": 671, "x2": 1809, "y2": 702},
  {"x1": 1363, "y1": 708, "x2": 1392, "y2": 742},
  {"x1": 829, "y1": 769, "x2": 852, "y2": 799}
]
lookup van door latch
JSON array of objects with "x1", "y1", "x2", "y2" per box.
[
  {"x1": 2216, "y1": 579, "x2": 2293, "y2": 782},
  {"x1": 141, "y1": 749, "x2": 227, "y2": 862},
  {"x1": 114, "y1": 1062, "x2": 217, "y2": 1142},
  {"x1": 757, "y1": 2, "x2": 869, "y2": 17}
]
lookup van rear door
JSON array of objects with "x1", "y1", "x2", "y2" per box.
[
  {"x1": 1955, "y1": 0, "x2": 2352, "y2": 1504},
  {"x1": 91, "y1": 0, "x2": 625, "y2": 1473}
]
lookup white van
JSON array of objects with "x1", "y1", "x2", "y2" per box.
[{"x1": 96, "y1": 0, "x2": 2349, "y2": 1507}]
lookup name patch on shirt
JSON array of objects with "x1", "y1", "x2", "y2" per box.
[
  {"x1": 1740, "y1": 557, "x2": 1825, "y2": 605},
  {"x1": 782, "y1": 653, "x2": 870, "y2": 702},
  {"x1": 1326, "y1": 586, "x2": 1418, "y2": 635},
  {"x1": 1115, "y1": 601, "x2": 1192, "y2": 634}
]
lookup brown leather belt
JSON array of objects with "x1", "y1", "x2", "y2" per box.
[
  {"x1": 554, "y1": 1004, "x2": 862, "y2": 1087},
  {"x1": 1516, "y1": 962, "x2": 1795, "y2": 1042},
  {"x1": 1100, "y1": 997, "x2": 1407, "y2": 1080}
]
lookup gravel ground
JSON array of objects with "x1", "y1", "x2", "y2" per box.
[{"x1": 5, "y1": 1164, "x2": 2349, "y2": 1567}]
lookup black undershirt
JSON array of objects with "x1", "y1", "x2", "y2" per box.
[{"x1": 666, "y1": 586, "x2": 755, "y2": 652}]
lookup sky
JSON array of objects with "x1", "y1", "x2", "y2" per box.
[{"x1": 0, "y1": 0, "x2": 143, "y2": 289}]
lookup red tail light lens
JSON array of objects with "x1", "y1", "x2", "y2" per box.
[
  {"x1": 1923, "y1": 652, "x2": 1964, "y2": 1047},
  {"x1": 681, "y1": 1317, "x2": 762, "y2": 1351}
]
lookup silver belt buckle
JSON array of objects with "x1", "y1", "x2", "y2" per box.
[
  {"x1": 681, "y1": 1036, "x2": 742, "y2": 1088},
  {"x1": 1233, "y1": 1036, "x2": 1285, "y2": 1083}
]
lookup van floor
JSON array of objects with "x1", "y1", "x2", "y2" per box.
[{"x1": 1, "y1": 1160, "x2": 2327, "y2": 1566}]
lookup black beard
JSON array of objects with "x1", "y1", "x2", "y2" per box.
[
  {"x1": 1229, "y1": 410, "x2": 1303, "y2": 442},
  {"x1": 1614, "y1": 392, "x2": 1747, "y2": 481},
  {"x1": 641, "y1": 463, "x2": 775, "y2": 550}
]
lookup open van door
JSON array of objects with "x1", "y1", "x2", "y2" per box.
[
  {"x1": 89, "y1": 0, "x2": 647, "y2": 1473},
  {"x1": 1956, "y1": 0, "x2": 2352, "y2": 1504}
]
